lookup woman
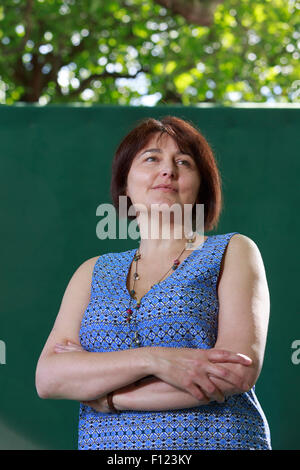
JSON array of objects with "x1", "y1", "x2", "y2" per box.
[{"x1": 35, "y1": 116, "x2": 272, "y2": 450}]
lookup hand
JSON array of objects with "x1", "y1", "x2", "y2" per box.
[
  {"x1": 148, "y1": 347, "x2": 252, "y2": 404},
  {"x1": 208, "y1": 362, "x2": 253, "y2": 398},
  {"x1": 81, "y1": 395, "x2": 111, "y2": 413},
  {"x1": 53, "y1": 341, "x2": 86, "y2": 354}
]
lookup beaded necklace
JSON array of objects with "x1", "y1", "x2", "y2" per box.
[{"x1": 126, "y1": 233, "x2": 196, "y2": 347}]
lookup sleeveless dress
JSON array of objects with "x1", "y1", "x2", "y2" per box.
[{"x1": 78, "y1": 232, "x2": 272, "y2": 450}]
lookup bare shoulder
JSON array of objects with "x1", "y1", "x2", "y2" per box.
[
  {"x1": 37, "y1": 255, "x2": 101, "y2": 359},
  {"x1": 226, "y1": 233, "x2": 264, "y2": 267},
  {"x1": 228, "y1": 233, "x2": 259, "y2": 250},
  {"x1": 78, "y1": 254, "x2": 101, "y2": 271},
  {"x1": 219, "y1": 233, "x2": 267, "y2": 289},
  {"x1": 59, "y1": 254, "x2": 101, "y2": 304},
  {"x1": 76, "y1": 255, "x2": 100, "y2": 279}
]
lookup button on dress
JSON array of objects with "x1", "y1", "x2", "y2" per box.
[{"x1": 78, "y1": 232, "x2": 272, "y2": 450}]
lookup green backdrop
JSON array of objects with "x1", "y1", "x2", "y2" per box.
[{"x1": 0, "y1": 103, "x2": 299, "y2": 450}]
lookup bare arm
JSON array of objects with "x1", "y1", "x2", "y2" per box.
[
  {"x1": 52, "y1": 339, "x2": 252, "y2": 407},
  {"x1": 113, "y1": 376, "x2": 212, "y2": 411},
  {"x1": 81, "y1": 234, "x2": 269, "y2": 413},
  {"x1": 36, "y1": 246, "x2": 255, "y2": 407},
  {"x1": 35, "y1": 256, "x2": 153, "y2": 401},
  {"x1": 207, "y1": 234, "x2": 270, "y2": 395},
  {"x1": 76, "y1": 375, "x2": 208, "y2": 413}
]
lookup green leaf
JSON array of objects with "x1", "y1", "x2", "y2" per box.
[
  {"x1": 174, "y1": 73, "x2": 194, "y2": 93},
  {"x1": 132, "y1": 23, "x2": 148, "y2": 39}
]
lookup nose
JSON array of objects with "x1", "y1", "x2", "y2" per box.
[
  {"x1": 160, "y1": 163, "x2": 176, "y2": 178},
  {"x1": 162, "y1": 170, "x2": 173, "y2": 177}
]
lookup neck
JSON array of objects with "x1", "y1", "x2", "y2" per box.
[
  {"x1": 137, "y1": 231, "x2": 205, "y2": 260},
  {"x1": 135, "y1": 212, "x2": 203, "y2": 259}
]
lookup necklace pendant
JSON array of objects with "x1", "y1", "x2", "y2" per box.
[
  {"x1": 134, "y1": 332, "x2": 140, "y2": 346},
  {"x1": 126, "y1": 308, "x2": 133, "y2": 323},
  {"x1": 172, "y1": 259, "x2": 180, "y2": 270}
]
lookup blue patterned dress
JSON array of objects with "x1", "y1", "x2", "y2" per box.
[{"x1": 78, "y1": 232, "x2": 272, "y2": 450}]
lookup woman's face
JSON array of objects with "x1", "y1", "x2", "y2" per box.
[{"x1": 125, "y1": 132, "x2": 201, "y2": 220}]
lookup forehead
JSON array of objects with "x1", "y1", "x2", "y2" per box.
[
  {"x1": 136, "y1": 132, "x2": 190, "y2": 158},
  {"x1": 142, "y1": 132, "x2": 177, "y2": 149}
]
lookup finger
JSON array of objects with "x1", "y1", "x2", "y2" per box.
[
  {"x1": 81, "y1": 401, "x2": 95, "y2": 408},
  {"x1": 54, "y1": 346, "x2": 70, "y2": 352},
  {"x1": 209, "y1": 375, "x2": 236, "y2": 398},
  {"x1": 54, "y1": 345, "x2": 67, "y2": 350},
  {"x1": 54, "y1": 345, "x2": 80, "y2": 353},
  {"x1": 207, "y1": 375, "x2": 225, "y2": 403},
  {"x1": 55, "y1": 344, "x2": 81, "y2": 352},
  {"x1": 197, "y1": 376, "x2": 225, "y2": 403},
  {"x1": 207, "y1": 363, "x2": 249, "y2": 392},
  {"x1": 55, "y1": 343, "x2": 74, "y2": 348},
  {"x1": 208, "y1": 376, "x2": 225, "y2": 403},
  {"x1": 54, "y1": 348, "x2": 69, "y2": 353},
  {"x1": 208, "y1": 349, "x2": 252, "y2": 365},
  {"x1": 67, "y1": 342, "x2": 84, "y2": 351},
  {"x1": 189, "y1": 384, "x2": 210, "y2": 403},
  {"x1": 55, "y1": 342, "x2": 81, "y2": 350},
  {"x1": 67, "y1": 341, "x2": 82, "y2": 348}
]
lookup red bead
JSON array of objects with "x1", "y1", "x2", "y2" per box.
[{"x1": 173, "y1": 259, "x2": 180, "y2": 265}]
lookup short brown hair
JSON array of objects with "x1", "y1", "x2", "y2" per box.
[{"x1": 110, "y1": 115, "x2": 223, "y2": 232}]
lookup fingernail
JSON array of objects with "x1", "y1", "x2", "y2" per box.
[{"x1": 237, "y1": 353, "x2": 252, "y2": 362}]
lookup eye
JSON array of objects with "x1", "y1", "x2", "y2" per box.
[
  {"x1": 145, "y1": 156, "x2": 157, "y2": 162},
  {"x1": 145, "y1": 156, "x2": 191, "y2": 166},
  {"x1": 177, "y1": 159, "x2": 191, "y2": 166}
]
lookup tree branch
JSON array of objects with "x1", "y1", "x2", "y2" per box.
[
  {"x1": 0, "y1": 0, "x2": 34, "y2": 56},
  {"x1": 67, "y1": 65, "x2": 150, "y2": 97},
  {"x1": 153, "y1": 0, "x2": 224, "y2": 26}
]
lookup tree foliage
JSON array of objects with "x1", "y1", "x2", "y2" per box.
[{"x1": 0, "y1": 0, "x2": 299, "y2": 105}]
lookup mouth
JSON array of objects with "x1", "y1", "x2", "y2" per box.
[{"x1": 152, "y1": 186, "x2": 178, "y2": 192}]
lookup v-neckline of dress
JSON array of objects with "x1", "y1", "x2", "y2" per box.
[{"x1": 123, "y1": 235, "x2": 212, "y2": 302}]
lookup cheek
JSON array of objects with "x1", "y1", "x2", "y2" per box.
[
  {"x1": 180, "y1": 177, "x2": 200, "y2": 197},
  {"x1": 126, "y1": 169, "x2": 151, "y2": 196},
  {"x1": 191, "y1": 175, "x2": 201, "y2": 196}
]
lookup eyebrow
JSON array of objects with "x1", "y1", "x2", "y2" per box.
[{"x1": 138, "y1": 148, "x2": 192, "y2": 158}]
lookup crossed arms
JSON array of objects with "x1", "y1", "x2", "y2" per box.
[{"x1": 35, "y1": 234, "x2": 270, "y2": 413}]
